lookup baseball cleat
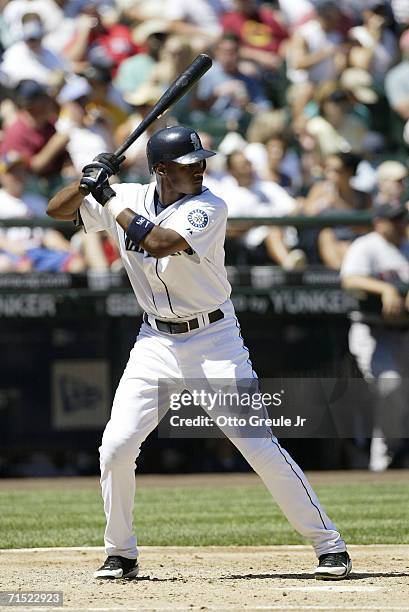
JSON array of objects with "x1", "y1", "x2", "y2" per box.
[
  {"x1": 314, "y1": 551, "x2": 352, "y2": 580},
  {"x1": 94, "y1": 556, "x2": 139, "y2": 579}
]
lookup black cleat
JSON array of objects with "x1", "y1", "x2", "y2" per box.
[
  {"x1": 94, "y1": 555, "x2": 139, "y2": 579},
  {"x1": 315, "y1": 551, "x2": 352, "y2": 580}
]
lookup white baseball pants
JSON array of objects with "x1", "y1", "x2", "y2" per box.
[{"x1": 99, "y1": 300, "x2": 346, "y2": 560}]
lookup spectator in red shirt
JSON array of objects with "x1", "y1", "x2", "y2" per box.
[
  {"x1": 221, "y1": 0, "x2": 288, "y2": 71},
  {"x1": 63, "y1": 1, "x2": 139, "y2": 74},
  {"x1": 1, "y1": 80, "x2": 68, "y2": 180}
]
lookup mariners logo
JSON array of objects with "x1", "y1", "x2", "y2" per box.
[
  {"x1": 190, "y1": 132, "x2": 201, "y2": 150},
  {"x1": 187, "y1": 209, "x2": 209, "y2": 229}
]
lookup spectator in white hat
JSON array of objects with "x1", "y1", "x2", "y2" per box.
[
  {"x1": 374, "y1": 160, "x2": 408, "y2": 207},
  {"x1": 0, "y1": 12, "x2": 71, "y2": 86},
  {"x1": 55, "y1": 76, "x2": 113, "y2": 173}
]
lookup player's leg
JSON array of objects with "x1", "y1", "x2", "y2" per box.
[
  {"x1": 183, "y1": 306, "x2": 350, "y2": 578},
  {"x1": 97, "y1": 325, "x2": 182, "y2": 575}
]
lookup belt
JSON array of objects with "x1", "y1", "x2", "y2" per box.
[{"x1": 143, "y1": 309, "x2": 224, "y2": 334}]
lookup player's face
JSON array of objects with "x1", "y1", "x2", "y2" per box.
[{"x1": 162, "y1": 160, "x2": 206, "y2": 195}]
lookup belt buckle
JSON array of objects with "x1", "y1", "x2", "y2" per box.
[{"x1": 169, "y1": 321, "x2": 186, "y2": 334}]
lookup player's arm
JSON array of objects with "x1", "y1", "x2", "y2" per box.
[
  {"x1": 342, "y1": 275, "x2": 404, "y2": 318},
  {"x1": 47, "y1": 180, "x2": 84, "y2": 221},
  {"x1": 47, "y1": 153, "x2": 124, "y2": 222},
  {"x1": 116, "y1": 208, "x2": 189, "y2": 258},
  {"x1": 69, "y1": 153, "x2": 189, "y2": 258}
]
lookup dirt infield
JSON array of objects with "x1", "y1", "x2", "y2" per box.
[{"x1": 1, "y1": 545, "x2": 409, "y2": 611}]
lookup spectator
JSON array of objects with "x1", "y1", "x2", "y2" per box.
[
  {"x1": 0, "y1": 12, "x2": 71, "y2": 87},
  {"x1": 194, "y1": 33, "x2": 271, "y2": 133},
  {"x1": 277, "y1": 0, "x2": 314, "y2": 31},
  {"x1": 164, "y1": 0, "x2": 227, "y2": 49},
  {"x1": 212, "y1": 150, "x2": 306, "y2": 268},
  {"x1": 63, "y1": 0, "x2": 138, "y2": 73},
  {"x1": 148, "y1": 34, "x2": 195, "y2": 122},
  {"x1": 349, "y1": 0, "x2": 399, "y2": 84},
  {"x1": 114, "y1": 83, "x2": 167, "y2": 183},
  {"x1": 287, "y1": 0, "x2": 347, "y2": 84},
  {"x1": 384, "y1": 29, "x2": 409, "y2": 123},
  {"x1": 0, "y1": 80, "x2": 69, "y2": 183},
  {"x1": 2, "y1": 0, "x2": 64, "y2": 46},
  {"x1": 0, "y1": 151, "x2": 84, "y2": 272},
  {"x1": 80, "y1": 65, "x2": 128, "y2": 131},
  {"x1": 55, "y1": 76, "x2": 113, "y2": 173},
  {"x1": 308, "y1": 153, "x2": 371, "y2": 270},
  {"x1": 306, "y1": 85, "x2": 369, "y2": 158},
  {"x1": 0, "y1": 150, "x2": 48, "y2": 217},
  {"x1": 114, "y1": 20, "x2": 168, "y2": 94},
  {"x1": 341, "y1": 202, "x2": 409, "y2": 469},
  {"x1": 221, "y1": 0, "x2": 288, "y2": 71},
  {"x1": 374, "y1": 160, "x2": 408, "y2": 207}
]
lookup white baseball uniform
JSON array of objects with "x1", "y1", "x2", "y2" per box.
[
  {"x1": 341, "y1": 231, "x2": 409, "y2": 469},
  {"x1": 81, "y1": 182, "x2": 346, "y2": 560}
]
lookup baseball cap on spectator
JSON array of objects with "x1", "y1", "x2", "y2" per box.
[
  {"x1": 340, "y1": 68, "x2": 378, "y2": 104},
  {"x1": 365, "y1": 0, "x2": 388, "y2": 11},
  {"x1": 0, "y1": 151, "x2": 27, "y2": 174},
  {"x1": 132, "y1": 20, "x2": 169, "y2": 45},
  {"x1": 82, "y1": 65, "x2": 112, "y2": 84},
  {"x1": 124, "y1": 83, "x2": 162, "y2": 107},
  {"x1": 57, "y1": 77, "x2": 91, "y2": 104},
  {"x1": 16, "y1": 80, "x2": 49, "y2": 105},
  {"x1": 376, "y1": 161, "x2": 408, "y2": 182},
  {"x1": 373, "y1": 202, "x2": 409, "y2": 221},
  {"x1": 314, "y1": 0, "x2": 339, "y2": 14}
]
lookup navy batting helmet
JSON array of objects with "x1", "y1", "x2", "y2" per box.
[{"x1": 146, "y1": 126, "x2": 216, "y2": 173}]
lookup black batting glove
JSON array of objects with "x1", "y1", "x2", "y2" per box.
[
  {"x1": 80, "y1": 163, "x2": 116, "y2": 206},
  {"x1": 92, "y1": 152, "x2": 125, "y2": 176}
]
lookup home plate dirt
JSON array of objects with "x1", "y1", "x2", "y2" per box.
[{"x1": 1, "y1": 545, "x2": 409, "y2": 611}]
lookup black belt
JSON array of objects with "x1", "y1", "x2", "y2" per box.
[{"x1": 143, "y1": 309, "x2": 224, "y2": 334}]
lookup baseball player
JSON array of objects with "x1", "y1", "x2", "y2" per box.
[
  {"x1": 47, "y1": 126, "x2": 351, "y2": 581},
  {"x1": 341, "y1": 202, "x2": 409, "y2": 470}
]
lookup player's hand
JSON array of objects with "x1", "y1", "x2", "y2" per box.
[
  {"x1": 92, "y1": 152, "x2": 125, "y2": 176},
  {"x1": 80, "y1": 163, "x2": 116, "y2": 206},
  {"x1": 381, "y1": 285, "x2": 403, "y2": 319}
]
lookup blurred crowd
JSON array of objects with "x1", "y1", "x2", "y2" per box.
[{"x1": 0, "y1": 0, "x2": 408, "y2": 273}]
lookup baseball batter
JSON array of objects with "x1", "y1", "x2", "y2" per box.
[{"x1": 47, "y1": 126, "x2": 351, "y2": 581}]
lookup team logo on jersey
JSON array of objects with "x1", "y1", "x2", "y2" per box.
[
  {"x1": 190, "y1": 132, "x2": 201, "y2": 150},
  {"x1": 187, "y1": 209, "x2": 209, "y2": 229}
]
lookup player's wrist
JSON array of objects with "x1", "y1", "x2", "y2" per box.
[
  {"x1": 126, "y1": 214, "x2": 155, "y2": 247},
  {"x1": 107, "y1": 197, "x2": 128, "y2": 219}
]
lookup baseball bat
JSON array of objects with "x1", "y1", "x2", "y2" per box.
[{"x1": 79, "y1": 53, "x2": 213, "y2": 194}]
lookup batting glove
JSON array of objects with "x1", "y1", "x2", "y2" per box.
[
  {"x1": 80, "y1": 163, "x2": 116, "y2": 206},
  {"x1": 92, "y1": 152, "x2": 125, "y2": 176}
]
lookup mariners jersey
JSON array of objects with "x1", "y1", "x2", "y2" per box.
[{"x1": 80, "y1": 182, "x2": 231, "y2": 319}]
